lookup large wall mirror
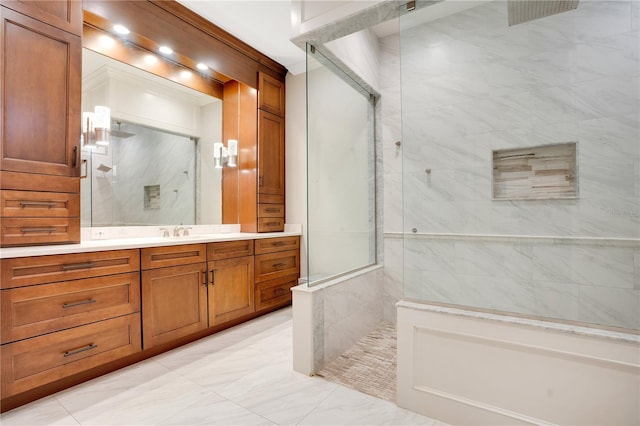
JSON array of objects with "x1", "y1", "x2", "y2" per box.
[{"x1": 81, "y1": 48, "x2": 223, "y2": 227}]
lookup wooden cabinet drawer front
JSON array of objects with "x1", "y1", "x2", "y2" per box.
[
  {"x1": 1, "y1": 217, "x2": 80, "y2": 247},
  {"x1": 258, "y1": 193, "x2": 284, "y2": 205},
  {"x1": 1, "y1": 250, "x2": 140, "y2": 289},
  {"x1": 255, "y1": 236, "x2": 300, "y2": 255},
  {"x1": 1, "y1": 190, "x2": 79, "y2": 218},
  {"x1": 255, "y1": 250, "x2": 300, "y2": 283},
  {"x1": 1, "y1": 272, "x2": 140, "y2": 343},
  {"x1": 255, "y1": 274, "x2": 296, "y2": 311},
  {"x1": 257, "y1": 217, "x2": 284, "y2": 233},
  {"x1": 207, "y1": 240, "x2": 254, "y2": 260},
  {"x1": 141, "y1": 244, "x2": 206, "y2": 270},
  {"x1": 1, "y1": 313, "x2": 141, "y2": 397},
  {"x1": 258, "y1": 204, "x2": 284, "y2": 218}
]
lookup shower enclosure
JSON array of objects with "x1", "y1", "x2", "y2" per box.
[
  {"x1": 398, "y1": 0, "x2": 639, "y2": 331},
  {"x1": 306, "y1": 44, "x2": 377, "y2": 284}
]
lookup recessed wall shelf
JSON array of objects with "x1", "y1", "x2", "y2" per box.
[
  {"x1": 144, "y1": 185, "x2": 161, "y2": 210},
  {"x1": 492, "y1": 142, "x2": 578, "y2": 200}
]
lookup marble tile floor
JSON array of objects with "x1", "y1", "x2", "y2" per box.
[{"x1": 1, "y1": 307, "x2": 443, "y2": 426}]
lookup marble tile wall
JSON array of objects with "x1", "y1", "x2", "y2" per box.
[{"x1": 380, "y1": 0, "x2": 640, "y2": 329}]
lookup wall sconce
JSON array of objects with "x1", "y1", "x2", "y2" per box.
[
  {"x1": 82, "y1": 106, "x2": 111, "y2": 149},
  {"x1": 213, "y1": 139, "x2": 238, "y2": 168}
]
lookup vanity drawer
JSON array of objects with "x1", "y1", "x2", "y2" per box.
[
  {"x1": 255, "y1": 274, "x2": 297, "y2": 311},
  {"x1": 1, "y1": 249, "x2": 140, "y2": 289},
  {"x1": 1, "y1": 272, "x2": 140, "y2": 343},
  {"x1": 141, "y1": 244, "x2": 206, "y2": 270},
  {"x1": 255, "y1": 236, "x2": 300, "y2": 255},
  {"x1": 1, "y1": 190, "x2": 79, "y2": 218},
  {"x1": 257, "y1": 217, "x2": 284, "y2": 233},
  {"x1": 258, "y1": 204, "x2": 284, "y2": 218},
  {"x1": 0, "y1": 217, "x2": 80, "y2": 247},
  {"x1": 207, "y1": 239, "x2": 254, "y2": 260},
  {"x1": 0, "y1": 313, "x2": 141, "y2": 397},
  {"x1": 255, "y1": 250, "x2": 300, "y2": 283}
]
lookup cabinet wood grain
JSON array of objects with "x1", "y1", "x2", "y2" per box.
[
  {"x1": 1, "y1": 250, "x2": 140, "y2": 289},
  {"x1": 208, "y1": 255, "x2": 255, "y2": 326},
  {"x1": 142, "y1": 263, "x2": 208, "y2": 349},
  {"x1": 1, "y1": 313, "x2": 141, "y2": 397},
  {"x1": 1, "y1": 272, "x2": 140, "y2": 343}
]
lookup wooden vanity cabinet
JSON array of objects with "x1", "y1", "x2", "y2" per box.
[
  {"x1": 207, "y1": 240, "x2": 255, "y2": 326},
  {"x1": 0, "y1": 5, "x2": 82, "y2": 247},
  {"x1": 0, "y1": 250, "x2": 141, "y2": 398},
  {"x1": 254, "y1": 236, "x2": 300, "y2": 312},
  {"x1": 141, "y1": 244, "x2": 208, "y2": 349}
]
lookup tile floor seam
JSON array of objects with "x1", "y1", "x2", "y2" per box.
[
  {"x1": 53, "y1": 396, "x2": 82, "y2": 426},
  {"x1": 293, "y1": 379, "x2": 341, "y2": 426}
]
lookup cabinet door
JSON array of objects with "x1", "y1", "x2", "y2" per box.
[
  {"x1": 208, "y1": 255, "x2": 255, "y2": 327},
  {"x1": 142, "y1": 263, "x2": 208, "y2": 349},
  {"x1": 1, "y1": 7, "x2": 81, "y2": 177},
  {"x1": 258, "y1": 72, "x2": 285, "y2": 116},
  {"x1": 257, "y1": 110, "x2": 285, "y2": 204},
  {"x1": 1, "y1": 1, "x2": 83, "y2": 35}
]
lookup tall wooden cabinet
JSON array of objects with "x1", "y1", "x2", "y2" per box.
[
  {"x1": 223, "y1": 72, "x2": 286, "y2": 233},
  {"x1": 0, "y1": 2, "x2": 82, "y2": 247},
  {"x1": 257, "y1": 72, "x2": 286, "y2": 232}
]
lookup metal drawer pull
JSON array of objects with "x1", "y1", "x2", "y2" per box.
[
  {"x1": 62, "y1": 299, "x2": 97, "y2": 309},
  {"x1": 265, "y1": 208, "x2": 279, "y2": 213},
  {"x1": 266, "y1": 222, "x2": 279, "y2": 226},
  {"x1": 272, "y1": 262, "x2": 286, "y2": 269},
  {"x1": 20, "y1": 227, "x2": 57, "y2": 233},
  {"x1": 62, "y1": 262, "x2": 96, "y2": 271},
  {"x1": 274, "y1": 288, "x2": 286, "y2": 295},
  {"x1": 63, "y1": 343, "x2": 98, "y2": 358},
  {"x1": 19, "y1": 201, "x2": 58, "y2": 208}
]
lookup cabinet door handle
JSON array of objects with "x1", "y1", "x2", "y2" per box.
[
  {"x1": 62, "y1": 299, "x2": 97, "y2": 309},
  {"x1": 210, "y1": 270, "x2": 215, "y2": 286},
  {"x1": 72, "y1": 145, "x2": 79, "y2": 169},
  {"x1": 203, "y1": 270, "x2": 208, "y2": 287},
  {"x1": 62, "y1": 262, "x2": 96, "y2": 271},
  {"x1": 20, "y1": 227, "x2": 56, "y2": 233},
  {"x1": 63, "y1": 343, "x2": 98, "y2": 358},
  {"x1": 19, "y1": 201, "x2": 57, "y2": 208}
]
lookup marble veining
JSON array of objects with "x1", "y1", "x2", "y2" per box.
[{"x1": 379, "y1": 0, "x2": 640, "y2": 330}]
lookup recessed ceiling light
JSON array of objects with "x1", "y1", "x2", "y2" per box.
[
  {"x1": 98, "y1": 35, "x2": 115, "y2": 48},
  {"x1": 113, "y1": 24, "x2": 130, "y2": 35},
  {"x1": 180, "y1": 70, "x2": 192, "y2": 79},
  {"x1": 144, "y1": 55, "x2": 158, "y2": 65},
  {"x1": 158, "y1": 46, "x2": 173, "y2": 55},
  {"x1": 196, "y1": 63, "x2": 208, "y2": 71}
]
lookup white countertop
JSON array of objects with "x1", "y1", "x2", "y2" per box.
[{"x1": 0, "y1": 225, "x2": 302, "y2": 259}]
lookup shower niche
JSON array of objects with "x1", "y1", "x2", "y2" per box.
[{"x1": 492, "y1": 142, "x2": 578, "y2": 200}]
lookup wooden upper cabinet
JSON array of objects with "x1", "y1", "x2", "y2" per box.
[
  {"x1": 1, "y1": 0, "x2": 83, "y2": 35},
  {"x1": 258, "y1": 110, "x2": 285, "y2": 204},
  {"x1": 0, "y1": 6, "x2": 81, "y2": 178},
  {"x1": 258, "y1": 72, "x2": 285, "y2": 117}
]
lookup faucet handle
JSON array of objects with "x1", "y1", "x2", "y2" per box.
[
  {"x1": 173, "y1": 226, "x2": 184, "y2": 237},
  {"x1": 159, "y1": 227, "x2": 170, "y2": 238},
  {"x1": 184, "y1": 227, "x2": 193, "y2": 236}
]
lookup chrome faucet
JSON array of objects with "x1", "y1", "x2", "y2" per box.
[
  {"x1": 173, "y1": 226, "x2": 184, "y2": 237},
  {"x1": 184, "y1": 227, "x2": 192, "y2": 236},
  {"x1": 159, "y1": 227, "x2": 170, "y2": 238}
]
